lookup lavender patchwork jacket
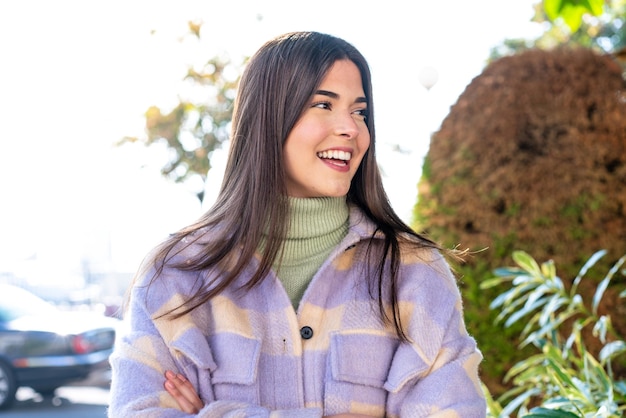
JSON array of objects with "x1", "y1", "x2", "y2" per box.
[{"x1": 109, "y1": 208, "x2": 486, "y2": 417}]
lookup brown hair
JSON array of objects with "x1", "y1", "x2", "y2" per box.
[{"x1": 142, "y1": 31, "x2": 439, "y2": 340}]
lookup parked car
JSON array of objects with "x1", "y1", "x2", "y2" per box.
[{"x1": 0, "y1": 283, "x2": 119, "y2": 410}]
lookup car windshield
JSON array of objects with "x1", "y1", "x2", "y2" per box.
[{"x1": 0, "y1": 285, "x2": 58, "y2": 322}]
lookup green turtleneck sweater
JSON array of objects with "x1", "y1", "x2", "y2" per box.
[{"x1": 273, "y1": 197, "x2": 349, "y2": 309}]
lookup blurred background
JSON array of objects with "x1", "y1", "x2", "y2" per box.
[{"x1": 0, "y1": 0, "x2": 540, "y2": 308}]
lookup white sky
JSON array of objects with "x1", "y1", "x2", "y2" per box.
[{"x1": 0, "y1": 0, "x2": 541, "y2": 284}]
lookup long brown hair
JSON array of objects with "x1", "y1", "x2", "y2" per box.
[{"x1": 141, "y1": 31, "x2": 440, "y2": 340}]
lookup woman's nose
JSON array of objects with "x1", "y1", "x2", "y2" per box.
[{"x1": 333, "y1": 112, "x2": 360, "y2": 139}]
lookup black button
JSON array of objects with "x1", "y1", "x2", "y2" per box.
[{"x1": 300, "y1": 326, "x2": 313, "y2": 340}]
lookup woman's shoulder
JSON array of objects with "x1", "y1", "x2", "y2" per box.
[{"x1": 394, "y1": 239, "x2": 464, "y2": 299}]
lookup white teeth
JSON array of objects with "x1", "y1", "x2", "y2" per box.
[{"x1": 316, "y1": 150, "x2": 351, "y2": 161}]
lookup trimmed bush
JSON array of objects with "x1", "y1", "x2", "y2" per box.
[{"x1": 413, "y1": 47, "x2": 626, "y2": 393}]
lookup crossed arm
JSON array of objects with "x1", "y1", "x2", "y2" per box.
[{"x1": 163, "y1": 370, "x2": 372, "y2": 418}]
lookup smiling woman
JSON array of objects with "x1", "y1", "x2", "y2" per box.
[{"x1": 108, "y1": 31, "x2": 486, "y2": 417}]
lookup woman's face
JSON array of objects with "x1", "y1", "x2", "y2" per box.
[{"x1": 283, "y1": 59, "x2": 371, "y2": 198}]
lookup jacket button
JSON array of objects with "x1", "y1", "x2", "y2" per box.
[{"x1": 300, "y1": 326, "x2": 313, "y2": 340}]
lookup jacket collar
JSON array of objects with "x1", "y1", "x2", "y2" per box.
[{"x1": 342, "y1": 205, "x2": 386, "y2": 248}]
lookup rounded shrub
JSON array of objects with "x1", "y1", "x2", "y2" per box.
[{"x1": 413, "y1": 47, "x2": 626, "y2": 394}]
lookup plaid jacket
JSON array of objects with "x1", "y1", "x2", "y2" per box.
[{"x1": 109, "y1": 207, "x2": 486, "y2": 417}]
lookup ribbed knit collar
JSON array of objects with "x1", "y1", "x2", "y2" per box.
[
  {"x1": 275, "y1": 197, "x2": 349, "y2": 267},
  {"x1": 285, "y1": 197, "x2": 349, "y2": 239}
]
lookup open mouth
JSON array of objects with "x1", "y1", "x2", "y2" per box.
[{"x1": 317, "y1": 150, "x2": 351, "y2": 166}]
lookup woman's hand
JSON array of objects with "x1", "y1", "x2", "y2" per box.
[{"x1": 164, "y1": 370, "x2": 204, "y2": 414}]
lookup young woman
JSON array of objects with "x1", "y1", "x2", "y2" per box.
[{"x1": 108, "y1": 31, "x2": 486, "y2": 417}]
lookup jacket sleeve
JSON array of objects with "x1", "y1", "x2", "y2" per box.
[
  {"x1": 384, "y1": 252, "x2": 487, "y2": 418},
  {"x1": 108, "y1": 269, "x2": 323, "y2": 418}
]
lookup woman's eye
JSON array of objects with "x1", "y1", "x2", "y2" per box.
[
  {"x1": 312, "y1": 101, "x2": 331, "y2": 110},
  {"x1": 353, "y1": 108, "x2": 368, "y2": 120}
]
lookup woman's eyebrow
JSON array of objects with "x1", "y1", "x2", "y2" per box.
[
  {"x1": 315, "y1": 89, "x2": 339, "y2": 99},
  {"x1": 315, "y1": 89, "x2": 367, "y2": 103}
]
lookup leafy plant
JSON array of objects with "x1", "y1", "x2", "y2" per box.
[
  {"x1": 119, "y1": 21, "x2": 243, "y2": 203},
  {"x1": 482, "y1": 250, "x2": 626, "y2": 417},
  {"x1": 543, "y1": 0, "x2": 604, "y2": 33}
]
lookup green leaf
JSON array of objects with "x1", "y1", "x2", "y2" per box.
[
  {"x1": 504, "y1": 297, "x2": 550, "y2": 327},
  {"x1": 541, "y1": 397, "x2": 580, "y2": 411},
  {"x1": 493, "y1": 266, "x2": 524, "y2": 278},
  {"x1": 590, "y1": 360, "x2": 611, "y2": 393},
  {"x1": 577, "y1": 351, "x2": 611, "y2": 396},
  {"x1": 513, "y1": 251, "x2": 543, "y2": 276},
  {"x1": 481, "y1": 382, "x2": 502, "y2": 415},
  {"x1": 504, "y1": 354, "x2": 547, "y2": 382},
  {"x1": 544, "y1": 0, "x2": 563, "y2": 20},
  {"x1": 500, "y1": 388, "x2": 542, "y2": 416},
  {"x1": 520, "y1": 311, "x2": 544, "y2": 341},
  {"x1": 543, "y1": 0, "x2": 605, "y2": 33},
  {"x1": 592, "y1": 316, "x2": 609, "y2": 343},
  {"x1": 480, "y1": 276, "x2": 510, "y2": 289},
  {"x1": 570, "y1": 294, "x2": 583, "y2": 308},
  {"x1": 513, "y1": 273, "x2": 543, "y2": 286},
  {"x1": 599, "y1": 340, "x2": 626, "y2": 363},
  {"x1": 495, "y1": 291, "x2": 535, "y2": 324},
  {"x1": 490, "y1": 282, "x2": 535, "y2": 311},
  {"x1": 593, "y1": 277, "x2": 612, "y2": 316},
  {"x1": 546, "y1": 359, "x2": 574, "y2": 388},
  {"x1": 563, "y1": 330, "x2": 577, "y2": 356},
  {"x1": 538, "y1": 296, "x2": 568, "y2": 327},
  {"x1": 496, "y1": 383, "x2": 529, "y2": 403},
  {"x1": 586, "y1": 0, "x2": 605, "y2": 15},
  {"x1": 573, "y1": 249, "x2": 607, "y2": 287},
  {"x1": 593, "y1": 254, "x2": 626, "y2": 315},
  {"x1": 526, "y1": 284, "x2": 552, "y2": 308},
  {"x1": 541, "y1": 259, "x2": 557, "y2": 279},
  {"x1": 570, "y1": 374, "x2": 595, "y2": 403},
  {"x1": 525, "y1": 406, "x2": 581, "y2": 417},
  {"x1": 615, "y1": 380, "x2": 626, "y2": 395}
]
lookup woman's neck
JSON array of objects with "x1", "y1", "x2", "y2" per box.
[{"x1": 273, "y1": 196, "x2": 350, "y2": 308}]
